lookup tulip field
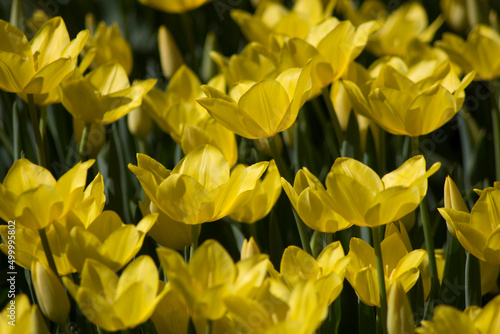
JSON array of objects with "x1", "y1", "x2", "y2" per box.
[{"x1": 2, "y1": 0, "x2": 500, "y2": 333}]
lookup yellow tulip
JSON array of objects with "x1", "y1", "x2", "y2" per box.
[
  {"x1": 442, "y1": 175, "x2": 469, "y2": 237},
  {"x1": 225, "y1": 278, "x2": 329, "y2": 334},
  {"x1": 157, "y1": 239, "x2": 269, "y2": 319},
  {"x1": 387, "y1": 281, "x2": 415, "y2": 334},
  {"x1": 282, "y1": 167, "x2": 352, "y2": 233},
  {"x1": 138, "y1": 196, "x2": 195, "y2": 250},
  {"x1": 65, "y1": 211, "x2": 157, "y2": 271},
  {"x1": 230, "y1": 160, "x2": 282, "y2": 223},
  {"x1": 85, "y1": 14, "x2": 133, "y2": 75},
  {"x1": 241, "y1": 237, "x2": 261, "y2": 260},
  {"x1": 0, "y1": 294, "x2": 49, "y2": 334},
  {"x1": 438, "y1": 182, "x2": 500, "y2": 265},
  {"x1": 138, "y1": 0, "x2": 213, "y2": 13},
  {"x1": 328, "y1": 155, "x2": 439, "y2": 227},
  {"x1": 63, "y1": 256, "x2": 166, "y2": 331},
  {"x1": 231, "y1": 0, "x2": 336, "y2": 45},
  {"x1": 343, "y1": 58, "x2": 474, "y2": 136},
  {"x1": 127, "y1": 107, "x2": 152, "y2": 139},
  {"x1": 274, "y1": 241, "x2": 349, "y2": 305},
  {"x1": 417, "y1": 295, "x2": 500, "y2": 333},
  {"x1": 60, "y1": 63, "x2": 156, "y2": 124},
  {"x1": 346, "y1": 234, "x2": 426, "y2": 307},
  {"x1": 129, "y1": 145, "x2": 268, "y2": 225},
  {"x1": 0, "y1": 158, "x2": 94, "y2": 230},
  {"x1": 436, "y1": 24, "x2": 500, "y2": 80},
  {"x1": 158, "y1": 25, "x2": 183, "y2": 78},
  {"x1": 197, "y1": 61, "x2": 312, "y2": 139},
  {"x1": 339, "y1": 0, "x2": 388, "y2": 26},
  {"x1": 32, "y1": 262, "x2": 70, "y2": 324},
  {"x1": 368, "y1": 2, "x2": 444, "y2": 57},
  {"x1": 440, "y1": 0, "x2": 469, "y2": 33},
  {"x1": 142, "y1": 66, "x2": 238, "y2": 166},
  {"x1": 0, "y1": 17, "x2": 88, "y2": 94}
]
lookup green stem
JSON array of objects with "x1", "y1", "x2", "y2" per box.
[
  {"x1": 420, "y1": 198, "x2": 439, "y2": 282},
  {"x1": 38, "y1": 227, "x2": 58, "y2": 276},
  {"x1": 378, "y1": 129, "x2": 386, "y2": 176},
  {"x1": 180, "y1": 13, "x2": 199, "y2": 72},
  {"x1": 138, "y1": 138, "x2": 147, "y2": 155},
  {"x1": 13, "y1": 101, "x2": 20, "y2": 160},
  {"x1": 371, "y1": 226, "x2": 388, "y2": 334},
  {"x1": 9, "y1": 0, "x2": 24, "y2": 30},
  {"x1": 491, "y1": 92, "x2": 500, "y2": 181},
  {"x1": 321, "y1": 87, "x2": 343, "y2": 151},
  {"x1": 27, "y1": 94, "x2": 46, "y2": 167},
  {"x1": 205, "y1": 319, "x2": 213, "y2": 334},
  {"x1": 465, "y1": 252, "x2": 482, "y2": 307},
  {"x1": 269, "y1": 135, "x2": 292, "y2": 182},
  {"x1": 78, "y1": 122, "x2": 92, "y2": 162},
  {"x1": 190, "y1": 224, "x2": 200, "y2": 260}
]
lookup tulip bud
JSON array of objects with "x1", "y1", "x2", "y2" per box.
[
  {"x1": 73, "y1": 118, "x2": 106, "y2": 158},
  {"x1": 241, "y1": 237, "x2": 261, "y2": 260},
  {"x1": 387, "y1": 281, "x2": 415, "y2": 334},
  {"x1": 158, "y1": 25, "x2": 183, "y2": 79},
  {"x1": 32, "y1": 262, "x2": 70, "y2": 325},
  {"x1": 443, "y1": 176, "x2": 469, "y2": 236},
  {"x1": 128, "y1": 107, "x2": 152, "y2": 139}
]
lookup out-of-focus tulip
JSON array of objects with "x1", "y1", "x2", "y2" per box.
[
  {"x1": 60, "y1": 63, "x2": 156, "y2": 125},
  {"x1": 417, "y1": 295, "x2": 500, "y2": 333},
  {"x1": 0, "y1": 295, "x2": 49, "y2": 334},
  {"x1": 436, "y1": 24, "x2": 500, "y2": 80},
  {"x1": 343, "y1": 58, "x2": 474, "y2": 136},
  {"x1": 346, "y1": 233, "x2": 426, "y2": 307},
  {"x1": 326, "y1": 155, "x2": 440, "y2": 227},
  {"x1": 129, "y1": 145, "x2": 268, "y2": 225},
  {"x1": 439, "y1": 182, "x2": 500, "y2": 265},
  {"x1": 32, "y1": 262, "x2": 70, "y2": 324},
  {"x1": 0, "y1": 158, "x2": 94, "y2": 230},
  {"x1": 282, "y1": 167, "x2": 352, "y2": 233},
  {"x1": 65, "y1": 211, "x2": 157, "y2": 271},
  {"x1": 157, "y1": 239, "x2": 269, "y2": 319},
  {"x1": 0, "y1": 17, "x2": 88, "y2": 94},
  {"x1": 63, "y1": 256, "x2": 166, "y2": 331},
  {"x1": 138, "y1": 0, "x2": 213, "y2": 13},
  {"x1": 440, "y1": 0, "x2": 468, "y2": 33},
  {"x1": 241, "y1": 237, "x2": 261, "y2": 260},
  {"x1": 197, "y1": 61, "x2": 312, "y2": 139},
  {"x1": 158, "y1": 25, "x2": 183, "y2": 79},
  {"x1": 85, "y1": 13, "x2": 133, "y2": 75},
  {"x1": 127, "y1": 107, "x2": 152, "y2": 139},
  {"x1": 230, "y1": 160, "x2": 281, "y2": 223}
]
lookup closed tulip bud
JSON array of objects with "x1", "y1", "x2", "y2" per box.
[
  {"x1": 158, "y1": 25, "x2": 183, "y2": 79},
  {"x1": 241, "y1": 237, "x2": 261, "y2": 260},
  {"x1": 128, "y1": 107, "x2": 152, "y2": 139},
  {"x1": 32, "y1": 262, "x2": 70, "y2": 325},
  {"x1": 0, "y1": 295, "x2": 49, "y2": 334},
  {"x1": 443, "y1": 176, "x2": 469, "y2": 237},
  {"x1": 387, "y1": 281, "x2": 414, "y2": 334},
  {"x1": 139, "y1": 0, "x2": 213, "y2": 13}
]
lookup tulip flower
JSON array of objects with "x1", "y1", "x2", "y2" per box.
[
  {"x1": 138, "y1": 0, "x2": 213, "y2": 13},
  {"x1": 60, "y1": 63, "x2": 156, "y2": 125},
  {"x1": 0, "y1": 17, "x2": 88, "y2": 94},
  {"x1": 367, "y1": 2, "x2": 443, "y2": 57},
  {"x1": 272, "y1": 241, "x2": 349, "y2": 305},
  {"x1": 342, "y1": 58, "x2": 475, "y2": 137},
  {"x1": 440, "y1": 0, "x2": 469, "y2": 33},
  {"x1": 417, "y1": 294, "x2": 500, "y2": 333},
  {"x1": 282, "y1": 167, "x2": 352, "y2": 233},
  {"x1": 436, "y1": 24, "x2": 500, "y2": 80},
  {"x1": 346, "y1": 234, "x2": 427, "y2": 307},
  {"x1": 65, "y1": 211, "x2": 157, "y2": 271},
  {"x1": 197, "y1": 61, "x2": 312, "y2": 139},
  {"x1": 32, "y1": 262, "x2": 70, "y2": 324},
  {"x1": 438, "y1": 182, "x2": 500, "y2": 265},
  {"x1": 231, "y1": 0, "x2": 336, "y2": 45},
  {"x1": 84, "y1": 13, "x2": 133, "y2": 75},
  {"x1": 230, "y1": 160, "x2": 282, "y2": 223},
  {"x1": 157, "y1": 239, "x2": 269, "y2": 319},
  {"x1": 0, "y1": 158, "x2": 94, "y2": 230},
  {"x1": 0, "y1": 294, "x2": 49, "y2": 334},
  {"x1": 158, "y1": 25, "x2": 183, "y2": 78},
  {"x1": 63, "y1": 256, "x2": 166, "y2": 331},
  {"x1": 387, "y1": 282, "x2": 415, "y2": 334},
  {"x1": 241, "y1": 237, "x2": 261, "y2": 260},
  {"x1": 310, "y1": 155, "x2": 439, "y2": 227},
  {"x1": 129, "y1": 145, "x2": 268, "y2": 225},
  {"x1": 225, "y1": 278, "x2": 329, "y2": 333},
  {"x1": 142, "y1": 66, "x2": 238, "y2": 166}
]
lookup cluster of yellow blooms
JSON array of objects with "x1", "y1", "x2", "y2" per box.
[{"x1": 1, "y1": 0, "x2": 500, "y2": 333}]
